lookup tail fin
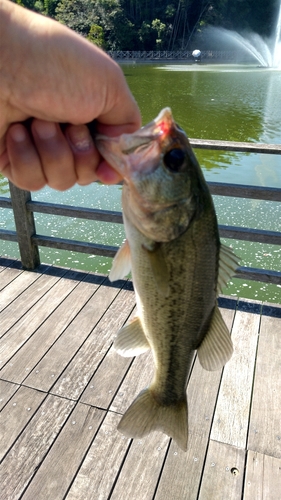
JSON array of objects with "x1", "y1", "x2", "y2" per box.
[{"x1": 117, "y1": 388, "x2": 188, "y2": 451}]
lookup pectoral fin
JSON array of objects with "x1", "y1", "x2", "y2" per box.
[
  {"x1": 143, "y1": 243, "x2": 170, "y2": 297},
  {"x1": 113, "y1": 316, "x2": 151, "y2": 357},
  {"x1": 109, "y1": 239, "x2": 131, "y2": 281},
  {"x1": 217, "y1": 244, "x2": 239, "y2": 294},
  {"x1": 197, "y1": 305, "x2": 233, "y2": 371}
]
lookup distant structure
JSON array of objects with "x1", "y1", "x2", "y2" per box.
[{"x1": 192, "y1": 49, "x2": 201, "y2": 62}]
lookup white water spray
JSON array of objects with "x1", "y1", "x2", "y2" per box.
[{"x1": 205, "y1": 2, "x2": 281, "y2": 68}]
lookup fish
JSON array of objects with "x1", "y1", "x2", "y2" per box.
[{"x1": 96, "y1": 108, "x2": 239, "y2": 451}]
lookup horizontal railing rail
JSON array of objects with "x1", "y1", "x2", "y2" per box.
[{"x1": 0, "y1": 138, "x2": 280, "y2": 285}]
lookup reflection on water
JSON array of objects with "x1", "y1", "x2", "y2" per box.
[{"x1": 1, "y1": 64, "x2": 281, "y2": 302}]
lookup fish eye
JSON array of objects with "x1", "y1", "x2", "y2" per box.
[{"x1": 163, "y1": 148, "x2": 186, "y2": 172}]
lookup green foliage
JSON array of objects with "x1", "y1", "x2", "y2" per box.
[
  {"x1": 87, "y1": 24, "x2": 106, "y2": 48},
  {"x1": 10, "y1": 0, "x2": 279, "y2": 50},
  {"x1": 11, "y1": 0, "x2": 59, "y2": 16}
]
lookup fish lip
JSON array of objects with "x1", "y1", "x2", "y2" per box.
[
  {"x1": 95, "y1": 107, "x2": 175, "y2": 179},
  {"x1": 96, "y1": 133, "x2": 162, "y2": 180}
]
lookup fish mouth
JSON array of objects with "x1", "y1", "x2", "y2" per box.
[{"x1": 95, "y1": 108, "x2": 175, "y2": 180}]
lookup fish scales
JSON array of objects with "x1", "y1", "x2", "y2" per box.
[{"x1": 96, "y1": 108, "x2": 239, "y2": 451}]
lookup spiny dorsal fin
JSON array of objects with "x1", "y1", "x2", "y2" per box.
[
  {"x1": 109, "y1": 239, "x2": 131, "y2": 282},
  {"x1": 197, "y1": 304, "x2": 233, "y2": 371},
  {"x1": 142, "y1": 243, "x2": 170, "y2": 297},
  {"x1": 217, "y1": 244, "x2": 239, "y2": 294},
  {"x1": 113, "y1": 316, "x2": 151, "y2": 357}
]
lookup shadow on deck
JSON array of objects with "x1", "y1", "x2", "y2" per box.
[{"x1": 0, "y1": 257, "x2": 280, "y2": 499}]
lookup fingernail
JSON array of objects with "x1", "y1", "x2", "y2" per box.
[
  {"x1": 10, "y1": 125, "x2": 27, "y2": 142},
  {"x1": 68, "y1": 126, "x2": 93, "y2": 151},
  {"x1": 34, "y1": 121, "x2": 57, "y2": 139}
]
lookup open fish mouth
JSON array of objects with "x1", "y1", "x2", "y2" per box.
[{"x1": 95, "y1": 108, "x2": 181, "y2": 180}]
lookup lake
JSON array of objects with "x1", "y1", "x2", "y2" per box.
[{"x1": 1, "y1": 63, "x2": 281, "y2": 302}]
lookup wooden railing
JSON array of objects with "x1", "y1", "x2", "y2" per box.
[{"x1": 0, "y1": 138, "x2": 281, "y2": 285}]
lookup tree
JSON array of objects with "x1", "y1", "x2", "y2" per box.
[{"x1": 87, "y1": 24, "x2": 106, "y2": 48}]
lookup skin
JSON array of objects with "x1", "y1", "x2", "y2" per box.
[{"x1": 0, "y1": 0, "x2": 141, "y2": 191}]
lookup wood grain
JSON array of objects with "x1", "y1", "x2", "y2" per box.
[
  {"x1": 0, "y1": 394, "x2": 75, "y2": 499},
  {"x1": 66, "y1": 412, "x2": 131, "y2": 500},
  {"x1": 21, "y1": 404, "x2": 105, "y2": 500},
  {"x1": 0, "y1": 276, "x2": 99, "y2": 384},
  {"x1": 198, "y1": 440, "x2": 245, "y2": 500},
  {"x1": 211, "y1": 300, "x2": 261, "y2": 448},
  {"x1": 247, "y1": 307, "x2": 281, "y2": 459},
  {"x1": 49, "y1": 284, "x2": 135, "y2": 400},
  {"x1": 0, "y1": 386, "x2": 45, "y2": 461},
  {"x1": 243, "y1": 450, "x2": 281, "y2": 500}
]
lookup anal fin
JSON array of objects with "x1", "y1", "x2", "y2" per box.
[
  {"x1": 113, "y1": 316, "x2": 150, "y2": 357},
  {"x1": 197, "y1": 304, "x2": 233, "y2": 371}
]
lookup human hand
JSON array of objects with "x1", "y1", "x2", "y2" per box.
[{"x1": 0, "y1": 0, "x2": 141, "y2": 191}]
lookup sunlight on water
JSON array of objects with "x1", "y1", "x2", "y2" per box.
[{"x1": 155, "y1": 64, "x2": 279, "y2": 73}]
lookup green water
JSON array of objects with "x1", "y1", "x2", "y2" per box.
[{"x1": 1, "y1": 64, "x2": 281, "y2": 302}]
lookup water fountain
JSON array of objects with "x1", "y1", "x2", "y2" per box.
[{"x1": 204, "y1": 2, "x2": 281, "y2": 68}]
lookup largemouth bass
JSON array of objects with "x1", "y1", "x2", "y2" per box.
[{"x1": 96, "y1": 108, "x2": 238, "y2": 451}]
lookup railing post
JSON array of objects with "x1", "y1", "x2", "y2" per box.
[{"x1": 9, "y1": 181, "x2": 40, "y2": 269}]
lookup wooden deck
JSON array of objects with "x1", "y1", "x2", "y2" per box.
[{"x1": 0, "y1": 257, "x2": 280, "y2": 500}]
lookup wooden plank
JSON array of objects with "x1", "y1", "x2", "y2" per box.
[
  {"x1": 111, "y1": 433, "x2": 169, "y2": 500},
  {"x1": 0, "y1": 386, "x2": 46, "y2": 461},
  {"x1": 218, "y1": 225, "x2": 281, "y2": 245},
  {"x1": 27, "y1": 200, "x2": 123, "y2": 223},
  {"x1": 211, "y1": 300, "x2": 261, "y2": 448},
  {"x1": 234, "y1": 267, "x2": 281, "y2": 286},
  {"x1": 0, "y1": 269, "x2": 82, "y2": 368},
  {"x1": 155, "y1": 306, "x2": 236, "y2": 499},
  {"x1": 80, "y1": 304, "x2": 136, "y2": 409},
  {"x1": 0, "y1": 257, "x2": 22, "y2": 270},
  {"x1": 0, "y1": 394, "x2": 75, "y2": 500},
  {"x1": 80, "y1": 344, "x2": 134, "y2": 410},
  {"x1": 110, "y1": 350, "x2": 154, "y2": 415},
  {"x1": 32, "y1": 234, "x2": 118, "y2": 257},
  {"x1": 0, "y1": 268, "x2": 41, "y2": 313},
  {"x1": 247, "y1": 305, "x2": 281, "y2": 459},
  {"x1": 0, "y1": 267, "x2": 68, "y2": 337},
  {"x1": 190, "y1": 138, "x2": 281, "y2": 155},
  {"x1": 66, "y1": 411, "x2": 131, "y2": 500},
  {"x1": 208, "y1": 182, "x2": 281, "y2": 202},
  {"x1": 0, "y1": 196, "x2": 12, "y2": 209},
  {"x1": 198, "y1": 440, "x2": 245, "y2": 499},
  {"x1": 243, "y1": 450, "x2": 281, "y2": 500},
  {"x1": 0, "y1": 276, "x2": 99, "y2": 384},
  {"x1": 0, "y1": 379, "x2": 19, "y2": 411},
  {"x1": 0, "y1": 265, "x2": 23, "y2": 290},
  {"x1": 0, "y1": 228, "x2": 17, "y2": 242},
  {"x1": 21, "y1": 404, "x2": 105, "y2": 500},
  {"x1": 50, "y1": 283, "x2": 135, "y2": 399},
  {"x1": 23, "y1": 277, "x2": 114, "y2": 393}
]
